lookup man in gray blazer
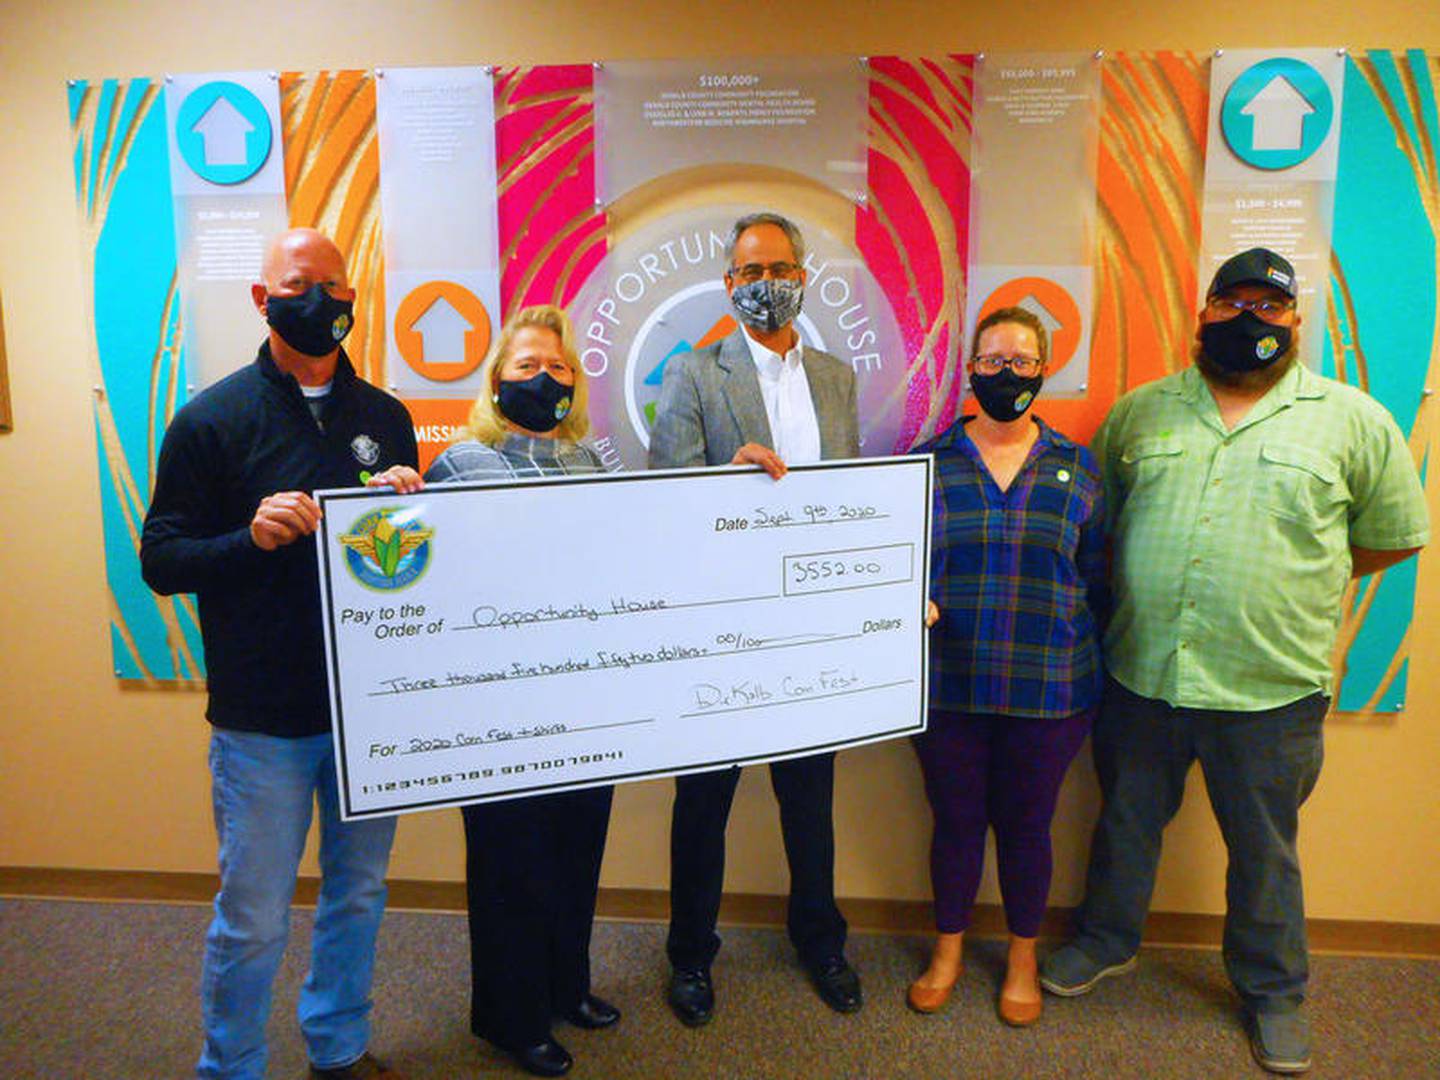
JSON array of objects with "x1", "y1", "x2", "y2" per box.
[{"x1": 649, "y1": 211, "x2": 863, "y2": 1026}]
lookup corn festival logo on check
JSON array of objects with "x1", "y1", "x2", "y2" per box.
[{"x1": 340, "y1": 507, "x2": 434, "y2": 591}]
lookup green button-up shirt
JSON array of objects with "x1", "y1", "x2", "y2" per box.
[{"x1": 1094, "y1": 363, "x2": 1429, "y2": 710}]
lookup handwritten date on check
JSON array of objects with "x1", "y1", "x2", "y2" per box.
[{"x1": 315, "y1": 457, "x2": 933, "y2": 819}]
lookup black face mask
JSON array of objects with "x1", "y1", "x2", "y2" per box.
[
  {"x1": 496, "y1": 371, "x2": 574, "y2": 433},
  {"x1": 969, "y1": 369, "x2": 1043, "y2": 421},
  {"x1": 1199, "y1": 311, "x2": 1291, "y2": 373},
  {"x1": 265, "y1": 284, "x2": 354, "y2": 357}
]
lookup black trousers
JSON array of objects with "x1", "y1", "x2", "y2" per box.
[
  {"x1": 666, "y1": 752, "x2": 847, "y2": 970},
  {"x1": 462, "y1": 784, "x2": 614, "y2": 1050}
]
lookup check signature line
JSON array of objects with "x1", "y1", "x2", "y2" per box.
[
  {"x1": 400, "y1": 717, "x2": 657, "y2": 757},
  {"x1": 680, "y1": 679, "x2": 916, "y2": 719},
  {"x1": 452, "y1": 592, "x2": 784, "y2": 632},
  {"x1": 369, "y1": 632, "x2": 867, "y2": 698}
]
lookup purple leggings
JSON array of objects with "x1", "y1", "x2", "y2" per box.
[{"x1": 914, "y1": 708, "x2": 1092, "y2": 937}]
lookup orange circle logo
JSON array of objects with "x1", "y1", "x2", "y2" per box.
[
  {"x1": 393, "y1": 281, "x2": 492, "y2": 382},
  {"x1": 978, "y1": 277, "x2": 1083, "y2": 375}
]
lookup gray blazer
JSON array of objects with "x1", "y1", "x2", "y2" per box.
[{"x1": 648, "y1": 328, "x2": 861, "y2": 468}]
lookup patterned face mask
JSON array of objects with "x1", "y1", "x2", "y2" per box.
[{"x1": 730, "y1": 277, "x2": 805, "y2": 334}]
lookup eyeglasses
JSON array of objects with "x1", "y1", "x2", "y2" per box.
[
  {"x1": 1205, "y1": 296, "x2": 1296, "y2": 323},
  {"x1": 973, "y1": 354, "x2": 1043, "y2": 377},
  {"x1": 729, "y1": 261, "x2": 803, "y2": 283}
]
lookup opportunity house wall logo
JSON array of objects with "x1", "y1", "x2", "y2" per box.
[
  {"x1": 339, "y1": 507, "x2": 434, "y2": 591},
  {"x1": 568, "y1": 207, "x2": 906, "y2": 469}
]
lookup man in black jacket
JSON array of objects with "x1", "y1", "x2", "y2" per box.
[{"x1": 142, "y1": 228, "x2": 420, "y2": 1080}]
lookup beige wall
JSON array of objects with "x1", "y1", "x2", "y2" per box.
[{"x1": 2, "y1": 1, "x2": 1438, "y2": 924}]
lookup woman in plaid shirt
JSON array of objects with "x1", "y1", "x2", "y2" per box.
[{"x1": 907, "y1": 306, "x2": 1109, "y2": 1027}]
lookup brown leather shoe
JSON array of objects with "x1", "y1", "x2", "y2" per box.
[
  {"x1": 309, "y1": 1051, "x2": 405, "y2": 1079},
  {"x1": 998, "y1": 993, "x2": 1042, "y2": 1027},
  {"x1": 906, "y1": 967, "x2": 961, "y2": 1014}
]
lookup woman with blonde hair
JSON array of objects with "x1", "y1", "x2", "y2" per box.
[
  {"x1": 426, "y1": 305, "x2": 616, "y2": 1077},
  {"x1": 427, "y1": 304, "x2": 596, "y2": 480}
]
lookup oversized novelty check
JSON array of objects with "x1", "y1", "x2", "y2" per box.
[{"x1": 316, "y1": 456, "x2": 932, "y2": 819}]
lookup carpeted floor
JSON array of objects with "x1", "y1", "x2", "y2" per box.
[{"x1": 1, "y1": 898, "x2": 1436, "y2": 1079}]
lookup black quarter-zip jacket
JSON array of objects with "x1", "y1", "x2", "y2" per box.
[{"x1": 141, "y1": 341, "x2": 418, "y2": 737}]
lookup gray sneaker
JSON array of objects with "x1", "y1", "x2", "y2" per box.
[
  {"x1": 1038, "y1": 943, "x2": 1138, "y2": 996},
  {"x1": 1250, "y1": 1010, "x2": 1312, "y2": 1074}
]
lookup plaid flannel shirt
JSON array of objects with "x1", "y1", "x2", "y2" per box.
[{"x1": 917, "y1": 416, "x2": 1109, "y2": 719}]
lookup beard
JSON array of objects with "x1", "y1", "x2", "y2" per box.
[{"x1": 1193, "y1": 341, "x2": 1298, "y2": 393}]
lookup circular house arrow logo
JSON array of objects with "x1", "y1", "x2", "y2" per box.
[
  {"x1": 393, "y1": 281, "x2": 492, "y2": 382},
  {"x1": 978, "y1": 277, "x2": 1084, "y2": 375},
  {"x1": 1221, "y1": 58, "x2": 1334, "y2": 170},
  {"x1": 174, "y1": 81, "x2": 273, "y2": 184}
]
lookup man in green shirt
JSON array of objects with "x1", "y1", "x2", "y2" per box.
[{"x1": 1040, "y1": 249, "x2": 1429, "y2": 1074}]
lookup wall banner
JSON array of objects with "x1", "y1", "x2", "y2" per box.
[
  {"x1": 1201, "y1": 48, "x2": 1345, "y2": 370},
  {"x1": 966, "y1": 52, "x2": 1102, "y2": 398},
  {"x1": 583, "y1": 57, "x2": 925, "y2": 469},
  {"x1": 70, "y1": 53, "x2": 1425, "y2": 715},
  {"x1": 375, "y1": 65, "x2": 502, "y2": 398},
  {"x1": 594, "y1": 56, "x2": 868, "y2": 205},
  {"x1": 164, "y1": 70, "x2": 289, "y2": 391},
  {"x1": 72, "y1": 78, "x2": 204, "y2": 680},
  {"x1": 1323, "y1": 50, "x2": 1437, "y2": 713}
]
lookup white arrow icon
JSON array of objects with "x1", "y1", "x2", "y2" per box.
[
  {"x1": 411, "y1": 294, "x2": 474, "y2": 365},
  {"x1": 191, "y1": 95, "x2": 255, "y2": 167},
  {"x1": 1014, "y1": 293, "x2": 1065, "y2": 335},
  {"x1": 1241, "y1": 76, "x2": 1315, "y2": 151}
]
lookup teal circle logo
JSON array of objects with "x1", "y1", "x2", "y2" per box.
[
  {"x1": 174, "y1": 81, "x2": 273, "y2": 184},
  {"x1": 339, "y1": 507, "x2": 433, "y2": 592},
  {"x1": 1221, "y1": 59, "x2": 1333, "y2": 171},
  {"x1": 1256, "y1": 335, "x2": 1280, "y2": 361}
]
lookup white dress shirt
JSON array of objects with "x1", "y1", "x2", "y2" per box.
[{"x1": 740, "y1": 329, "x2": 822, "y2": 464}]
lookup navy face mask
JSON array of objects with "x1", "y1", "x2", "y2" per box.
[
  {"x1": 496, "y1": 371, "x2": 573, "y2": 433},
  {"x1": 266, "y1": 284, "x2": 354, "y2": 357}
]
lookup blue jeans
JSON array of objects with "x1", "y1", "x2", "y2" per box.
[
  {"x1": 198, "y1": 729, "x2": 397, "y2": 1080},
  {"x1": 1073, "y1": 678, "x2": 1327, "y2": 1014}
]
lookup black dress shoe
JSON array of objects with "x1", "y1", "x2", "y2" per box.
[
  {"x1": 512, "y1": 1039, "x2": 572, "y2": 1078},
  {"x1": 805, "y1": 954, "x2": 863, "y2": 1013},
  {"x1": 565, "y1": 993, "x2": 621, "y2": 1029},
  {"x1": 667, "y1": 966, "x2": 715, "y2": 1027}
]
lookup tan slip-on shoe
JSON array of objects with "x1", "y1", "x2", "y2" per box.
[
  {"x1": 998, "y1": 993, "x2": 1042, "y2": 1026},
  {"x1": 906, "y1": 967, "x2": 962, "y2": 1014}
]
